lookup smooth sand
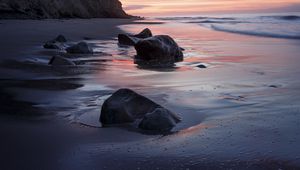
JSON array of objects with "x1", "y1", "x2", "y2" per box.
[{"x1": 0, "y1": 19, "x2": 300, "y2": 170}]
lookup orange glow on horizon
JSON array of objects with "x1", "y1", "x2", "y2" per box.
[{"x1": 121, "y1": 0, "x2": 300, "y2": 16}]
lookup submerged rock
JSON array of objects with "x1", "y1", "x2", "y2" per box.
[
  {"x1": 100, "y1": 88, "x2": 181, "y2": 131},
  {"x1": 66, "y1": 42, "x2": 93, "y2": 54},
  {"x1": 43, "y1": 35, "x2": 67, "y2": 49},
  {"x1": 197, "y1": 64, "x2": 207, "y2": 68},
  {"x1": 269, "y1": 85, "x2": 280, "y2": 88},
  {"x1": 48, "y1": 56, "x2": 75, "y2": 66},
  {"x1": 118, "y1": 28, "x2": 153, "y2": 46},
  {"x1": 139, "y1": 108, "x2": 180, "y2": 131},
  {"x1": 134, "y1": 35, "x2": 184, "y2": 67}
]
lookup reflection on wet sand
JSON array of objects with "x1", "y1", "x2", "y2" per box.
[{"x1": 177, "y1": 123, "x2": 213, "y2": 137}]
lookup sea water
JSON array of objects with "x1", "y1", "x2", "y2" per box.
[{"x1": 157, "y1": 12, "x2": 300, "y2": 39}]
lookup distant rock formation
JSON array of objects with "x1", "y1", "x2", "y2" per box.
[{"x1": 0, "y1": 0, "x2": 132, "y2": 19}]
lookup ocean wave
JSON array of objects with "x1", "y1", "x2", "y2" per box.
[
  {"x1": 158, "y1": 15, "x2": 300, "y2": 22},
  {"x1": 156, "y1": 16, "x2": 235, "y2": 21},
  {"x1": 157, "y1": 13, "x2": 300, "y2": 40},
  {"x1": 210, "y1": 24, "x2": 300, "y2": 39},
  {"x1": 187, "y1": 20, "x2": 245, "y2": 24},
  {"x1": 261, "y1": 15, "x2": 300, "y2": 20}
]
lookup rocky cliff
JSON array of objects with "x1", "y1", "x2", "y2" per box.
[{"x1": 0, "y1": 0, "x2": 131, "y2": 19}]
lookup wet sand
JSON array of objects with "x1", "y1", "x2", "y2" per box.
[{"x1": 0, "y1": 19, "x2": 300, "y2": 170}]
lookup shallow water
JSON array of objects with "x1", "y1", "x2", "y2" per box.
[
  {"x1": 1, "y1": 17, "x2": 300, "y2": 169},
  {"x1": 72, "y1": 20, "x2": 300, "y2": 167}
]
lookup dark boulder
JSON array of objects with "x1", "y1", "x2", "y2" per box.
[
  {"x1": 48, "y1": 56, "x2": 75, "y2": 66},
  {"x1": 139, "y1": 108, "x2": 181, "y2": 131},
  {"x1": 100, "y1": 89, "x2": 160, "y2": 125},
  {"x1": 118, "y1": 34, "x2": 140, "y2": 46},
  {"x1": 43, "y1": 35, "x2": 67, "y2": 49},
  {"x1": 134, "y1": 35, "x2": 184, "y2": 67},
  {"x1": 100, "y1": 88, "x2": 181, "y2": 132},
  {"x1": 55, "y1": 35, "x2": 67, "y2": 43},
  {"x1": 66, "y1": 42, "x2": 93, "y2": 54},
  {"x1": 43, "y1": 42, "x2": 62, "y2": 49},
  {"x1": 118, "y1": 28, "x2": 153, "y2": 46}
]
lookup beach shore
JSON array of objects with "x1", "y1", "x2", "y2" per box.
[{"x1": 0, "y1": 18, "x2": 300, "y2": 170}]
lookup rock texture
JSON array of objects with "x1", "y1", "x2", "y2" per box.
[
  {"x1": 48, "y1": 56, "x2": 75, "y2": 66},
  {"x1": 118, "y1": 28, "x2": 153, "y2": 46},
  {"x1": 118, "y1": 28, "x2": 184, "y2": 67},
  {"x1": 66, "y1": 42, "x2": 93, "y2": 54},
  {"x1": 134, "y1": 35, "x2": 184, "y2": 67},
  {"x1": 139, "y1": 108, "x2": 180, "y2": 131},
  {"x1": 197, "y1": 64, "x2": 207, "y2": 68},
  {"x1": 118, "y1": 34, "x2": 140, "y2": 46},
  {"x1": 100, "y1": 88, "x2": 181, "y2": 131},
  {"x1": 43, "y1": 35, "x2": 67, "y2": 49},
  {"x1": 100, "y1": 89, "x2": 161, "y2": 125},
  {"x1": 0, "y1": 0, "x2": 131, "y2": 19},
  {"x1": 133, "y1": 28, "x2": 153, "y2": 39}
]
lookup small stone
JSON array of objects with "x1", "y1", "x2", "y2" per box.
[
  {"x1": 269, "y1": 85, "x2": 279, "y2": 88},
  {"x1": 66, "y1": 42, "x2": 93, "y2": 54},
  {"x1": 43, "y1": 35, "x2": 67, "y2": 49},
  {"x1": 197, "y1": 64, "x2": 207, "y2": 68},
  {"x1": 55, "y1": 35, "x2": 67, "y2": 42}
]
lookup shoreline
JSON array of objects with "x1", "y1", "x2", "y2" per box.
[{"x1": 0, "y1": 19, "x2": 135, "y2": 60}]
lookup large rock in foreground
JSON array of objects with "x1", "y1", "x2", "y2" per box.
[
  {"x1": 100, "y1": 89, "x2": 181, "y2": 132},
  {"x1": 0, "y1": 0, "x2": 131, "y2": 19},
  {"x1": 139, "y1": 108, "x2": 180, "y2": 131},
  {"x1": 134, "y1": 35, "x2": 184, "y2": 67},
  {"x1": 100, "y1": 89, "x2": 160, "y2": 124}
]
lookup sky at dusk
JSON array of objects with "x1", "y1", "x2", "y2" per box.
[{"x1": 121, "y1": 0, "x2": 300, "y2": 16}]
